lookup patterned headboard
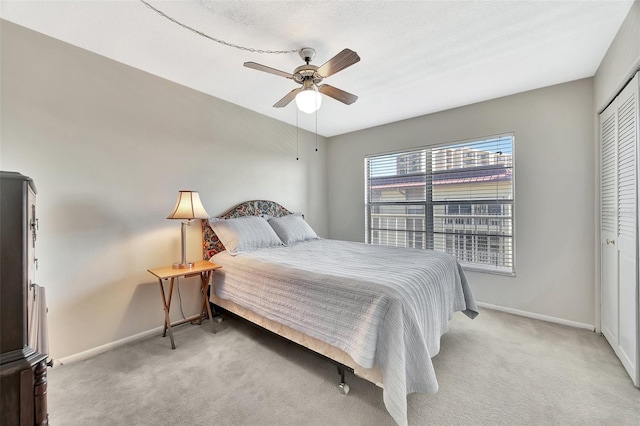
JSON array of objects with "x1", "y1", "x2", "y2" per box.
[{"x1": 202, "y1": 200, "x2": 292, "y2": 259}]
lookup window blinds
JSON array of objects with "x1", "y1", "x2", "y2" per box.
[{"x1": 365, "y1": 134, "x2": 515, "y2": 274}]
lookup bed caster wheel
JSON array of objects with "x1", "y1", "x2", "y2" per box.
[{"x1": 338, "y1": 382, "x2": 350, "y2": 395}]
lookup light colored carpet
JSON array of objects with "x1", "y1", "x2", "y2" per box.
[{"x1": 48, "y1": 308, "x2": 640, "y2": 425}]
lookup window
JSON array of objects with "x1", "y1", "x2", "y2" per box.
[{"x1": 365, "y1": 134, "x2": 515, "y2": 274}]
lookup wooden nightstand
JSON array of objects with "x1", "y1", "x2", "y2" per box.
[{"x1": 147, "y1": 260, "x2": 222, "y2": 349}]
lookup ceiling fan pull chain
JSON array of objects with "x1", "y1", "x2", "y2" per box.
[
  {"x1": 296, "y1": 108, "x2": 299, "y2": 161},
  {"x1": 140, "y1": 0, "x2": 299, "y2": 55}
]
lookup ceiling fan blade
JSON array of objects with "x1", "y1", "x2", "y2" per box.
[
  {"x1": 316, "y1": 49, "x2": 361, "y2": 78},
  {"x1": 244, "y1": 62, "x2": 294, "y2": 79},
  {"x1": 274, "y1": 88, "x2": 303, "y2": 108},
  {"x1": 318, "y1": 84, "x2": 358, "y2": 105}
]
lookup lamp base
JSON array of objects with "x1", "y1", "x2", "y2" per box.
[{"x1": 172, "y1": 262, "x2": 194, "y2": 269}]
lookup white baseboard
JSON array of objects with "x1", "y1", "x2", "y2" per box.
[
  {"x1": 58, "y1": 326, "x2": 164, "y2": 365},
  {"x1": 57, "y1": 303, "x2": 594, "y2": 365},
  {"x1": 476, "y1": 302, "x2": 595, "y2": 331}
]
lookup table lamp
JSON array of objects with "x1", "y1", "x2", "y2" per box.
[{"x1": 167, "y1": 190, "x2": 210, "y2": 269}]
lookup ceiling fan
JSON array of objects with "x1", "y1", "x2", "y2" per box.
[{"x1": 244, "y1": 47, "x2": 360, "y2": 113}]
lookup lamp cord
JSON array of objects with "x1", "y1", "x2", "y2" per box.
[
  {"x1": 139, "y1": 0, "x2": 300, "y2": 55},
  {"x1": 176, "y1": 277, "x2": 187, "y2": 320}
]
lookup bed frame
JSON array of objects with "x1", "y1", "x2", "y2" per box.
[{"x1": 202, "y1": 200, "x2": 383, "y2": 392}]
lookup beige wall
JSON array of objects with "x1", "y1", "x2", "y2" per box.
[
  {"x1": 327, "y1": 79, "x2": 596, "y2": 326},
  {"x1": 0, "y1": 20, "x2": 328, "y2": 360},
  {"x1": 594, "y1": 0, "x2": 640, "y2": 112}
]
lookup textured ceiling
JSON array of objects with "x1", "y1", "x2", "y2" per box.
[{"x1": 1, "y1": 0, "x2": 634, "y2": 137}]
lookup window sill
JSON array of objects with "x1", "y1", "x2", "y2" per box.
[{"x1": 460, "y1": 262, "x2": 515, "y2": 277}]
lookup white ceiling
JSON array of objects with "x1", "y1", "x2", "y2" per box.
[{"x1": 1, "y1": 0, "x2": 634, "y2": 137}]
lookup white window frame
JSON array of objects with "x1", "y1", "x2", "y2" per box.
[{"x1": 364, "y1": 133, "x2": 516, "y2": 276}]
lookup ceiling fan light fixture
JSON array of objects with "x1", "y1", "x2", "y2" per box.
[
  {"x1": 295, "y1": 87, "x2": 322, "y2": 114},
  {"x1": 244, "y1": 48, "x2": 359, "y2": 111}
]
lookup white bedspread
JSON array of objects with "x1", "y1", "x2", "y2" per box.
[{"x1": 210, "y1": 239, "x2": 478, "y2": 426}]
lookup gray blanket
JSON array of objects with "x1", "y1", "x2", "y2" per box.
[{"x1": 211, "y1": 239, "x2": 478, "y2": 426}]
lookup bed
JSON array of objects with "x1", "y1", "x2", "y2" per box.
[{"x1": 202, "y1": 200, "x2": 478, "y2": 426}]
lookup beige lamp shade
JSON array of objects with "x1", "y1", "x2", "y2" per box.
[{"x1": 167, "y1": 191, "x2": 210, "y2": 220}]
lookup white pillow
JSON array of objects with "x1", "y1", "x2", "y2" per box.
[
  {"x1": 267, "y1": 214, "x2": 319, "y2": 246},
  {"x1": 209, "y1": 216, "x2": 283, "y2": 255}
]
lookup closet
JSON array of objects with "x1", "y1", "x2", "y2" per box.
[{"x1": 600, "y1": 72, "x2": 639, "y2": 387}]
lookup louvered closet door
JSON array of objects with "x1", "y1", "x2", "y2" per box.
[
  {"x1": 600, "y1": 100, "x2": 618, "y2": 348},
  {"x1": 616, "y1": 74, "x2": 639, "y2": 387},
  {"x1": 600, "y1": 72, "x2": 639, "y2": 388}
]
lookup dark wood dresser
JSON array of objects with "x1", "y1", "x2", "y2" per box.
[{"x1": 1, "y1": 171, "x2": 49, "y2": 425}]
